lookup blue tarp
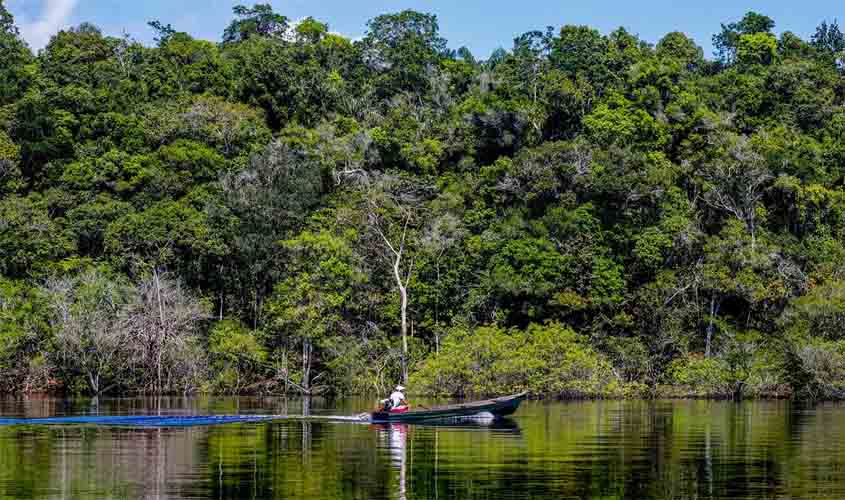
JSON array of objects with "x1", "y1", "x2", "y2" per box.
[{"x1": 0, "y1": 415, "x2": 286, "y2": 427}]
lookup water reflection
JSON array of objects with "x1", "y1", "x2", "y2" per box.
[
  {"x1": 371, "y1": 418, "x2": 522, "y2": 500},
  {"x1": 375, "y1": 424, "x2": 409, "y2": 500},
  {"x1": 2, "y1": 398, "x2": 845, "y2": 499}
]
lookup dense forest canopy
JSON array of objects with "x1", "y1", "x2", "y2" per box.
[{"x1": 2, "y1": 2, "x2": 845, "y2": 399}]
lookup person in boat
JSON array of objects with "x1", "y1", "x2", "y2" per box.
[{"x1": 380, "y1": 385, "x2": 409, "y2": 413}]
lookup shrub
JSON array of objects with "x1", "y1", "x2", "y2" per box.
[
  {"x1": 666, "y1": 343, "x2": 785, "y2": 398},
  {"x1": 667, "y1": 354, "x2": 731, "y2": 396},
  {"x1": 410, "y1": 322, "x2": 622, "y2": 397},
  {"x1": 208, "y1": 320, "x2": 268, "y2": 393},
  {"x1": 788, "y1": 339, "x2": 845, "y2": 400}
]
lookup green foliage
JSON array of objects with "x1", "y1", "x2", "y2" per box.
[
  {"x1": 264, "y1": 229, "x2": 363, "y2": 389},
  {"x1": 590, "y1": 256, "x2": 625, "y2": 306},
  {"x1": 811, "y1": 20, "x2": 845, "y2": 56},
  {"x1": 105, "y1": 200, "x2": 219, "y2": 270},
  {"x1": 0, "y1": 278, "x2": 50, "y2": 391},
  {"x1": 713, "y1": 11, "x2": 775, "y2": 63},
  {"x1": 780, "y1": 280, "x2": 845, "y2": 340},
  {"x1": 295, "y1": 17, "x2": 329, "y2": 43},
  {"x1": 0, "y1": 195, "x2": 75, "y2": 277},
  {"x1": 222, "y1": 4, "x2": 289, "y2": 44},
  {"x1": 362, "y1": 10, "x2": 448, "y2": 95},
  {"x1": 583, "y1": 95, "x2": 668, "y2": 149},
  {"x1": 224, "y1": 34, "x2": 354, "y2": 128},
  {"x1": 0, "y1": 1, "x2": 33, "y2": 105},
  {"x1": 0, "y1": 129, "x2": 22, "y2": 193},
  {"x1": 267, "y1": 230, "x2": 361, "y2": 341},
  {"x1": 656, "y1": 32, "x2": 704, "y2": 67},
  {"x1": 633, "y1": 227, "x2": 672, "y2": 274},
  {"x1": 1, "y1": 5, "x2": 845, "y2": 399},
  {"x1": 552, "y1": 25, "x2": 607, "y2": 78},
  {"x1": 667, "y1": 331, "x2": 783, "y2": 398},
  {"x1": 668, "y1": 354, "x2": 731, "y2": 396},
  {"x1": 411, "y1": 322, "x2": 622, "y2": 396},
  {"x1": 150, "y1": 33, "x2": 233, "y2": 98},
  {"x1": 784, "y1": 338, "x2": 845, "y2": 399},
  {"x1": 737, "y1": 33, "x2": 778, "y2": 66},
  {"x1": 208, "y1": 320, "x2": 267, "y2": 393}
]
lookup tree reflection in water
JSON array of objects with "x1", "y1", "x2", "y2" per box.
[
  {"x1": 1, "y1": 398, "x2": 845, "y2": 499},
  {"x1": 375, "y1": 423, "x2": 409, "y2": 500}
]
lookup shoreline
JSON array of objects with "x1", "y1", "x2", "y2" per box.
[{"x1": 1, "y1": 388, "x2": 831, "y2": 402}]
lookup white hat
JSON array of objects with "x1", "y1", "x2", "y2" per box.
[{"x1": 395, "y1": 385, "x2": 405, "y2": 391}]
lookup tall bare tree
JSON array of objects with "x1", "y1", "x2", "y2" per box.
[
  {"x1": 365, "y1": 175, "x2": 431, "y2": 383},
  {"x1": 47, "y1": 271, "x2": 132, "y2": 395},
  {"x1": 119, "y1": 270, "x2": 208, "y2": 393}
]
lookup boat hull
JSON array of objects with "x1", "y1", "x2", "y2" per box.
[{"x1": 370, "y1": 392, "x2": 527, "y2": 423}]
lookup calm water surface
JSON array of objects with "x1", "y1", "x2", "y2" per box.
[{"x1": 0, "y1": 397, "x2": 842, "y2": 499}]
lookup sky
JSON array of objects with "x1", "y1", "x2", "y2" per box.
[{"x1": 5, "y1": 0, "x2": 843, "y2": 57}]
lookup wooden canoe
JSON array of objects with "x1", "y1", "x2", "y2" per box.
[{"x1": 370, "y1": 392, "x2": 528, "y2": 423}]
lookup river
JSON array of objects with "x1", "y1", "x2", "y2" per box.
[{"x1": 0, "y1": 397, "x2": 842, "y2": 499}]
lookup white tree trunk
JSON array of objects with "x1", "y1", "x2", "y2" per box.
[
  {"x1": 302, "y1": 338, "x2": 312, "y2": 391},
  {"x1": 371, "y1": 200, "x2": 415, "y2": 385},
  {"x1": 400, "y1": 285, "x2": 408, "y2": 384},
  {"x1": 706, "y1": 296, "x2": 720, "y2": 358},
  {"x1": 394, "y1": 257, "x2": 409, "y2": 384}
]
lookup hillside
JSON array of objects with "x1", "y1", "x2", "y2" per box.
[{"x1": 2, "y1": 3, "x2": 845, "y2": 399}]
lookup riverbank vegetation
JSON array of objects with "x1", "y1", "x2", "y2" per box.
[{"x1": 2, "y1": 2, "x2": 845, "y2": 399}]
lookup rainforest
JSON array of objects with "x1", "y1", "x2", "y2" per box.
[{"x1": 2, "y1": 3, "x2": 845, "y2": 399}]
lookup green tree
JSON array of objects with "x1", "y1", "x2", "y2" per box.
[
  {"x1": 713, "y1": 11, "x2": 775, "y2": 64},
  {"x1": 0, "y1": 195, "x2": 74, "y2": 277},
  {"x1": 215, "y1": 138, "x2": 322, "y2": 324},
  {"x1": 0, "y1": 278, "x2": 50, "y2": 392},
  {"x1": 656, "y1": 32, "x2": 704, "y2": 69},
  {"x1": 361, "y1": 10, "x2": 448, "y2": 95},
  {"x1": 208, "y1": 320, "x2": 268, "y2": 393},
  {"x1": 0, "y1": 0, "x2": 33, "y2": 105},
  {"x1": 737, "y1": 32, "x2": 777, "y2": 66},
  {"x1": 265, "y1": 230, "x2": 362, "y2": 392},
  {"x1": 3, "y1": 4, "x2": 845, "y2": 400},
  {"x1": 551, "y1": 25, "x2": 607, "y2": 77},
  {"x1": 222, "y1": 4, "x2": 289, "y2": 45},
  {"x1": 811, "y1": 20, "x2": 845, "y2": 54},
  {"x1": 0, "y1": 129, "x2": 22, "y2": 193}
]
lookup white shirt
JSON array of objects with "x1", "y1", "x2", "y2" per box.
[{"x1": 389, "y1": 390, "x2": 405, "y2": 407}]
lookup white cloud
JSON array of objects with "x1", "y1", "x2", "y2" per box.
[{"x1": 18, "y1": 0, "x2": 79, "y2": 50}]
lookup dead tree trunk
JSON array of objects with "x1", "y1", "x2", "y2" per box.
[
  {"x1": 153, "y1": 267, "x2": 166, "y2": 393},
  {"x1": 705, "y1": 295, "x2": 720, "y2": 358},
  {"x1": 374, "y1": 212, "x2": 413, "y2": 384},
  {"x1": 302, "y1": 338, "x2": 312, "y2": 391},
  {"x1": 394, "y1": 252, "x2": 410, "y2": 384}
]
